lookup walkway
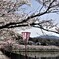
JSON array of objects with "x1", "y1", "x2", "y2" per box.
[{"x1": 0, "y1": 51, "x2": 10, "y2": 59}]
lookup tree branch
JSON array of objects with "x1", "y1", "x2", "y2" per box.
[
  {"x1": 46, "y1": 0, "x2": 56, "y2": 12},
  {"x1": 33, "y1": 26, "x2": 59, "y2": 34},
  {"x1": 0, "y1": 10, "x2": 51, "y2": 29}
]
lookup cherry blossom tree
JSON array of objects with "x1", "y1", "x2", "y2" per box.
[{"x1": 0, "y1": 0, "x2": 31, "y2": 40}]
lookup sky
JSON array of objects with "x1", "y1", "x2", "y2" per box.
[
  {"x1": 18, "y1": 0, "x2": 59, "y2": 23},
  {"x1": 14, "y1": 0, "x2": 59, "y2": 37}
]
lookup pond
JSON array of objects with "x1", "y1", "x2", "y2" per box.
[
  {"x1": 2, "y1": 50, "x2": 59, "y2": 59},
  {"x1": 8, "y1": 52, "x2": 59, "y2": 59},
  {"x1": 19, "y1": 52, "x2": 59, "y2": 59}
]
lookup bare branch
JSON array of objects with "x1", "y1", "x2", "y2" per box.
[{"x1": 33, "y1": 26, "x2": 59, "y2": 34}]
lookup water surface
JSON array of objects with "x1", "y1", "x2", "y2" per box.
[{"x1": 19, "y1": 52, "x2": 59, "y2": 59}]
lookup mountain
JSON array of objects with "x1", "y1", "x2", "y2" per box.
[{"x1": 33, "y1": 35, "x2": 59, "y2": 40}]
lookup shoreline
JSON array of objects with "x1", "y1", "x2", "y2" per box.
[
  {"x1": 1, "y1": 44, "x2": 59, "y2": 53},
  {"x1": 12, "y1": 45, "x2": 59, "y2": 52}
]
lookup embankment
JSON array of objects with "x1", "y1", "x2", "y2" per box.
[{"x1": 12, "y1": 45, "x2": 59, "y2": 52}]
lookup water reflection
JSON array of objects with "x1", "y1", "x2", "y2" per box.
[
  {"x1": 41, "y1": 56, "x2": 59, "y2": 59},
  {"x1": 19, "y1": 52, "x2": 59, "y2": 59},
  {"x1": 3, "y1": 51, "x2": 59, "y2": 59},
  {"x1": 20, "y1": 52, "x2": 59, "y2": 57}
]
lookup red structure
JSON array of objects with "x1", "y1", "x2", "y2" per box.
[
  {"x1": 22, "y1": 32, "x2": 30, "y2": 58},
  {"x1": 22, "y1": 32, "x2": 30, "y2": 42}
]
